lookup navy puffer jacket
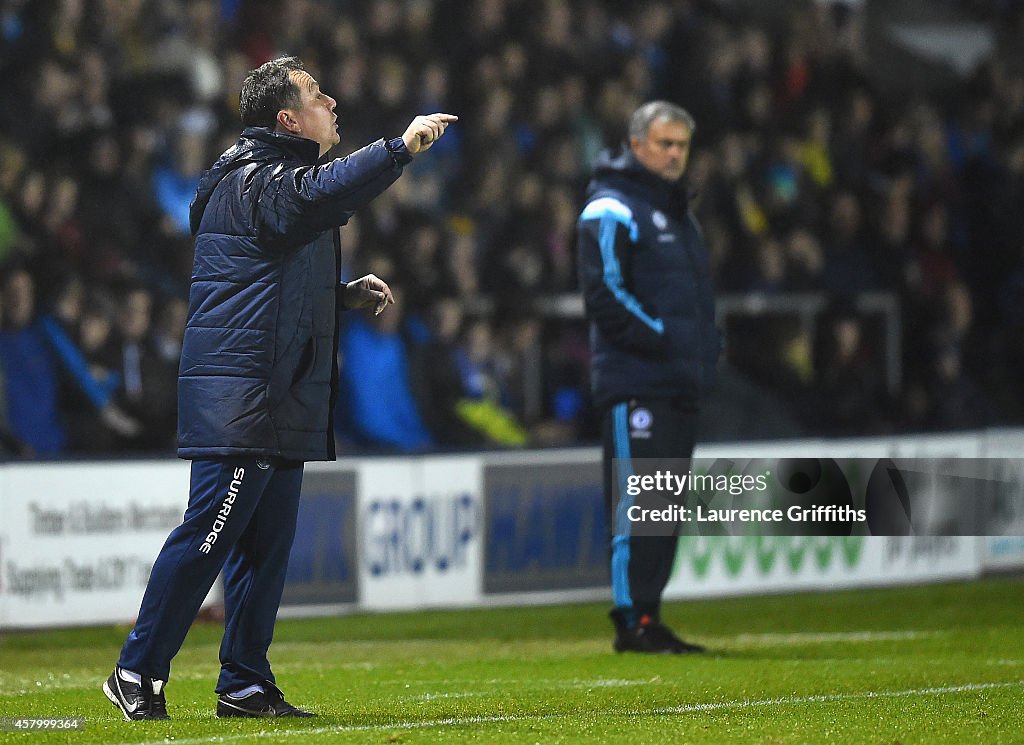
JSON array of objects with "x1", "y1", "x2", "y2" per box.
[
  {"x1": 178, "y1": 127, "x2": 411, "y2": 461},
  {"x1": 578, "y1": 149, "x2": 720, "y2": 409}
]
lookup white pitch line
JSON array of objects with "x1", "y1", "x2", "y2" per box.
[
  {"x1": 731, "y1": 630, "x2": 944, "y2": 645},
  {"x1": 403, "y1": 678, "x2": 652, "y2": 702},
  {"x1": 0, "y1": 631, "x2": 940, "y2": 695},
  {"x1": 647, "y1": 681, "x2": 1018, "y2": 715},
  {"x1": 122, "y1": 680, "x2": 1022, "y2": 745},
  {"x1": 408, "y1": 691, "x2": 480, "y2": 702}
]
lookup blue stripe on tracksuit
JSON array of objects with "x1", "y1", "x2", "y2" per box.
[
  {"x1": 611, "y1": 402, "x2": 634, "y2": 608},
  {"x1": 580, "y1": 197, "x2": 664, "y2": 335}
]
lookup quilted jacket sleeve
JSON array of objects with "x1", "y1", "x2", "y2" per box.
[{"x1": 256, "y1": 138, "x2": 413, "y2": 245}]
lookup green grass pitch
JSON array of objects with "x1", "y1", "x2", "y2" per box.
[{"x1": 1, "y1": 577, "x2": 1022, "y2": 744}]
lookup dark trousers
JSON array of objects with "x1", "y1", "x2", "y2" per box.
[
  {"x1": 118, "y1": 456, "x2": 304, "y2": 693},
  {"x1": 602, "y1": 398, "x2": 698, "y2": 623}
]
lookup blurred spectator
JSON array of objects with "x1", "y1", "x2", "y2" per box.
[
  {"x1": 813, "y1": 309, "x2": 887, "y2": 435},
  {"x1": 408, "y1": 296, "x2": 488, "y2": 448},
  {"x1": 0, "y1": 265, "x2": 65, "y2": 455},
  {"x1": 927, "y1": 344, "x2": 993, "y2": 430},
  {"x1": 100, "y1": 285, "x2": 177, "y2": 451},
  {"x1": 38, "y1": 274, "x2": 140, "y2": 452},
  {"x1": 151, "y1": 295, "x2": 188, "y2": 368},
  {"x1": 152, "y1": 112, "x2": 212, "y2": 235},
  {"x1": 77, "y1": 132, "x2": 159, "y2": 281},
  {"x1": 453, "y1": 318, "x2": 528, "y2": 446},
  {"x1": 338, "y1": 281, "x2": 434, "y2": 452},
  {"x1": 394, "y1": 214, "x2": 455, "y2": 309},
  {"x1": 821, "y1": 191, "x2": 877, "y2": 293},
  {"x1": 0, "y1": 283, "x2": 30, "y2": 457},
  {"x1": 747, "y1": 236, "x2": 788, "y2": 294},
  {"x1": 784, "y1": 227, "x2": 825, "y2": 290}
]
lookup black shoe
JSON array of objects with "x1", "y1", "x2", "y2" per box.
[
  {"x1": 611, "y1": 610, "x2": 705, "y2": 655},
  {"x1": 103, "y1": 666, "x2": 169, "y2": 720},
  {"x1": 216, "y1": 688, "x2": 316, "y2": 718}
]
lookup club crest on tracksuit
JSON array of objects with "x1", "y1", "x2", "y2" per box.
[{"x1": 629, "y1": 407, "x2": 653, "y2": 438}]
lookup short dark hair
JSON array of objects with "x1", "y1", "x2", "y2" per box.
[
  {"x1": 239, "y1": 56, "x2": 307, "y2": 128},
  {"x1": 629, "y1": 101, "x2": 697, "y2": 141}
]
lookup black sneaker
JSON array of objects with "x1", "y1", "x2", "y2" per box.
[
  {"x1": 611, "y1": 610, "x2": 706, "y2": 655},
  {"x1": 216, "y1": 688, "x2": 316, "y2": 718},
  {"x1": 102, "y1": 666, "x2": 169, "y2": 720}
]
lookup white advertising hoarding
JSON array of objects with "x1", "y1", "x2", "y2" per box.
[
  {"x1": 357, "y1": 456, "x2": 483, "y2": 610},
  {"x1": 1, "y1": 428, "x2": 1020, "y2": 628},
  {"x1": 663, "y1": 535, "x2": 980, "y2": 600},
  {"x1": 976, "y1": 430, "x2": 1024, "y2": 569},
  {"x1": 0, "y1": 461, "x2": 194, "y2": 629}
]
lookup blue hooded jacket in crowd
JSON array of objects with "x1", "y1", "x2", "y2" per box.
[
  {"x1": 578, "y1": 149, "x2": 721, "y2": 409},
  {"x1": 179, "y1": 127, "x2": 412, "y2": 461}
]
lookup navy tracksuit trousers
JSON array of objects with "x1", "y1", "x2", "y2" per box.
[
  {"x1": 118, "y1": 456, "x2": 303, "y2": 693},
  {"x1": 602, "y1": 398, "x2": 698, "y2": 624}
]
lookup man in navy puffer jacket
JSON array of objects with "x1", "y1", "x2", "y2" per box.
[
  {"x1": 103, "y1": 57, "x2": 456, "y2": 720},
  {"x1": 578, "y1": 101, "x2": 719, "y2": 655}
]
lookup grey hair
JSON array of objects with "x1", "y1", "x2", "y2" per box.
[{"x1": 628, "y1": 101, "x2": 697, "y2": 141}]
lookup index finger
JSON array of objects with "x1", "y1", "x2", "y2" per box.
[{"x1": 429, "y1": 113, "x2": 459, "y2": 123}]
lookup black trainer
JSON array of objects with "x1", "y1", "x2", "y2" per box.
[
  {"x1": 102, "y1": 666, "x2": 169, "y2": 720},
  {"x1": 611, "y1": 610, "x2": 706, "y2": 655},
  {"x1": 216, "y1": 688, "x2": 316, "y2": 718}
]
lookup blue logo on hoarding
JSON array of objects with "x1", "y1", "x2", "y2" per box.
[
  {"x1": 487, "y1": 483, "x2": 606, "y2": 572},
  {"x1": 484, "y1": 469, "x2": 608, "y2": 593},
  {"x1": 363, "y1": 493, "x2": 477, "y2": 577}
]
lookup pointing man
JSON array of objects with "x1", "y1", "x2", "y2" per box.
[{"x1": 103, "y1": 56, "x2": 455, "y2": 719}]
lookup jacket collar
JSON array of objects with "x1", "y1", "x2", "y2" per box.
[
  {"x1": 588, "y1": 147, "x2": 690, "y2": 219},
  {"x1": 241, "y1": 127, "x2": 322, "y2": 165},
  {"x1": 190, "y1": 127, "x2": 323, "y2": 235}
]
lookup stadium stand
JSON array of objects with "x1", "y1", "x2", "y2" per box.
[{"x1": 0, "y1": 0, "x2": 1021, "y2": 457}]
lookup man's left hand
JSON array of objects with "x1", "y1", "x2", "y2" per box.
[{"x1": 343, "y1": 274, "x2": 395, "y2": 315}]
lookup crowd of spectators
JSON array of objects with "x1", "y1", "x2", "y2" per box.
[{"x1": 1, "y1": 0, "x2": 1022, "y2": 458}]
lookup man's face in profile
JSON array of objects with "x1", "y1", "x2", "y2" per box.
[{"x1": 284, "y1": 70, "x2": 340, "y2": 156}]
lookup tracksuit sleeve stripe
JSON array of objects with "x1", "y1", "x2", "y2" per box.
[
  {"x1": 611, "y1": 402, "x2": 633, "y2": 609},
  {"x1": 582, "y1": 197, "x2": 665, "y2": 335}
]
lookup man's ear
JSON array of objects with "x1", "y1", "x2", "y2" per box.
[{"x1": 276, "y1": 109, "x2": 300, "y2": 135}]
